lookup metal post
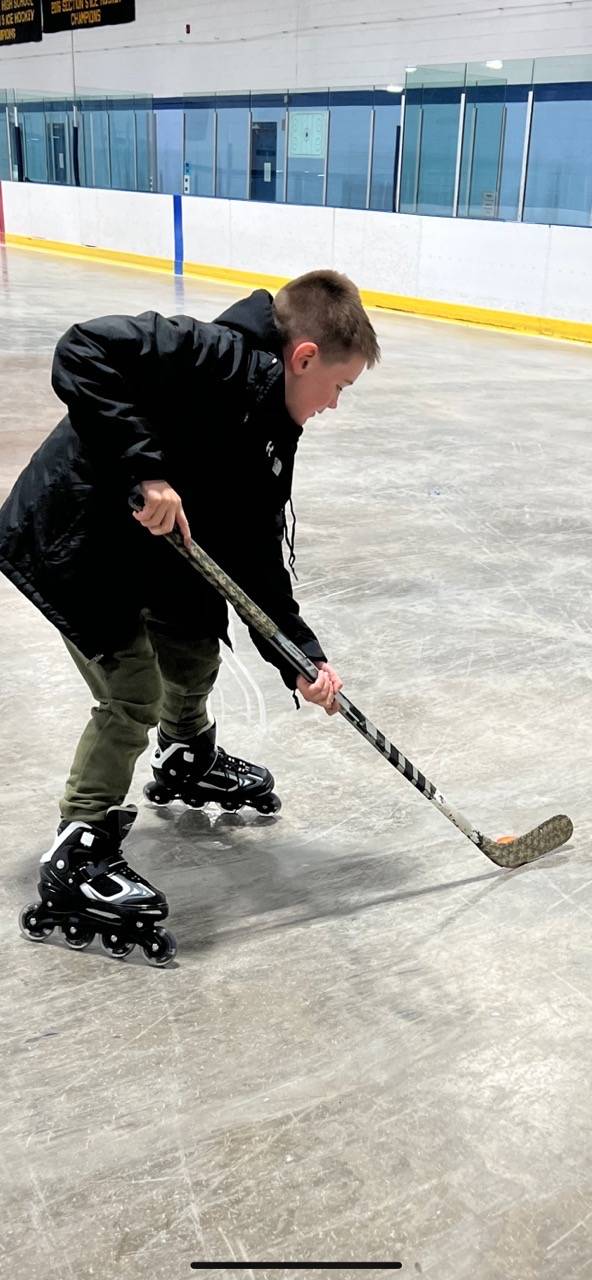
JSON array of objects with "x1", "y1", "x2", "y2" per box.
[
  {"x1": 246, "y1": 107, "x2": 252, "y2": 200},
  {"x1": 4, "y1": 106, "x2": 11, "y2": 180},
  {"x1": 517, "y1": 89, "x2": 534, "y2": 222},
  {"x1": 182, "y1": 107, "x2": 188, "y2": 194},
  {"x1": 7, "y1": 104, "x2": 14, "y2": 180},
  {"x1": 452, "y1": 91, "x2": 466, "y2": 216},
  {"x1": 394, "y1": 91, "x2": 405, "y2": 212},
  {"x1": 131, "y1": 104, "x2": 138, "y2": 191},
  {"x1": 212, "y1": 107, "x2": 218, "y2": 196},
  {"x1": 72, "y1": 100, "x2": 80, "y2": 186},
  {"x1": 494, "y1": 104, "x2": 507, "y2": 218},
  {"x1": 106, "y1": 110, "x2": 112, "y2": 188},
  {"x1": 88, "y1": 113, "x2": 96, "y2": 187},
  {"x1": 460, "y1": 103, "x2": 476, "y2": 217},
  {"x1": 412, "y1": 108, "x2": 423, "y2": 210},
  {"x1": 365, "y1": 108, "x2": 375, "y2": 209},
  {"x1": 283, "y1": 107, "x2": 289, "y2": 202},
  {"x1": 11, "y1": 106, "x2": 24, "y2": 183},
  {"x1": 148, "y1": 108, "x2": 157, "y2": 193},
  {"x1": 322, "y1": 107, "x2": 330, "y2": 205}
]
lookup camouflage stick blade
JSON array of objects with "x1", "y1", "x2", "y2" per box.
[
  {"x1": 479, "y1": 815, "x2": 574, "y2": 868},
  {"x1": 153, "y1": 518, "x2": 574, "y2": 869}
]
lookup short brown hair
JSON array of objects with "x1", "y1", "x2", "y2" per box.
[{"x1": 273, "y1": 269, "x2": 380, "y2": 368}]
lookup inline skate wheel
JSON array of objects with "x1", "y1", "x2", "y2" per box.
[
  {"x1": 143, "y1": 781, "x2": 174, "y2": 806},
  {"x1": 142, "y1": 927, "x2": 177, "y2": 968},
  {"x1": 255, "y1": 793, "x2": 282, "y2": 815},
  {"x1": 184, "y1": 793, "x2": 205, "y2": 809},
  {"x1": 100, "y1": 928, "x2": 135, "y2": 960},
  {"x1": 221, "y1": 798, "x2": 241, "y2": 812},
  {"x1": 62, "y1": 917, "x2": 95, "y2": 950},
  {"x1": 19, "y1": 903, "x2": 53, "y2": 942}
]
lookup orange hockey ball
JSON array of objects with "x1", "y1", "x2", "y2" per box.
[{"x1": 495, "y1": 835, "x2": 517, "y2": 844}]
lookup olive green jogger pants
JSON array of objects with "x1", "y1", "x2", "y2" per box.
[{"x1": 60, "y1": 612, "x2": 221, "y2": 824}]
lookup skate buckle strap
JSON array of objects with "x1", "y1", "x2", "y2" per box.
[{"x1": 78, "y1": 856, "x2": 128, "y2": 883}]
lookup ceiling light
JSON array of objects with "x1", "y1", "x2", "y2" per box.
[
  {"x1": 485, "y1": 60, "x2": 503, "y2": 70},
  {"x1": 386, "y1": 84, "x2": 403, "y2": 93},
  {"x1": 405, "y1": 66, "x2": 417, "y2": 73}
]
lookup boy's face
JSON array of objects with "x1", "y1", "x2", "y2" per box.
[{"x1": 283, "y1": 342, "x2": 366, "y2": 426}]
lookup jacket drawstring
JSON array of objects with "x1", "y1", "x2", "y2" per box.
[
  {"x1": 284, "y1": 498, "x2": 299, "y2": 580},
  {"x1": 283, "y1": 498, "x2": 300, "y2": 708}
]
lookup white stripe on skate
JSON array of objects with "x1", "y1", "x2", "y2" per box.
[
  {"x1": 40, "y1": 821, "x2": 93, "y2": 863},
  {"x1": 195, "y1": 780, "x2": 240, "y2": 793},
  {"x1": 81, "y1": 875, "x2": 155, "y2": 902}
]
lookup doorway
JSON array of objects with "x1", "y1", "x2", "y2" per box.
[{"x1": 250, "y1": 120, "x2": 277, "y2": 201}]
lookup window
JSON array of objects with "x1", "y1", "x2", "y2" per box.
[
  {"x1": 48, "y1": 116, "x2": 71, "y2": 184},
  {"x1": 400, "y1": 88, "x2": 462, "y2": 216},
  {"x1": 0, "y1": 109, "x2": 9, "y2": 180},
  {"x1": 497, "y1": 95, "x2": 528, "y2": 221},
  {"x1": 109, "y1": 106, "x2": 136, "y2": 191},
  {"x1": 216, "y1": 99, "x2": 249, "y2": 199},
  {"x1": 458, "y1": 87, "x2": 528, "y2": 220},
  {"x1": 327, "y1": 91, "x2": 372, "y2": 209},
  {"x1": 184, "y1": 102, "x2": 215, "y2": 196},
  {"x1": 523, "y1": 84, "x2": 592, "y2": 227},
  {"x1": 286, "y1": 93, "x2": 329, "y2": 206},
  {"x1": 80, "y1": 105, "x2": 111, "y2": 188},
  {"x1": 370, "y1": 93, "x2": 401, "y2": 212},
  {"x1": 20, "y1": 108, "x2": 48, "y2": 182},
  {"x1": 156, "y1": 106, "x2": 184, "y2": 193},
  {"x1": 1, "y1": 68, "x2": 592, "y2": 232},
  {"x1": 134, "y1": 107, "x2": 152, "y2": 193},
  {"x1": 250, "y1": 95, "x2": 287, "y2": 203}
]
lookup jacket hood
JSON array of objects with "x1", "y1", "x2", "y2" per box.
[{"x1": 215, "y1": 290, "x2": 283, "y2": 357}]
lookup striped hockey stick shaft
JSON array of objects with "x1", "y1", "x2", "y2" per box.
[{"x1": 153, "y1": 518, "x2": 573, "y2": 869}]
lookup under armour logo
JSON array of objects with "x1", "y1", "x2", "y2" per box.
[{"x1": 266, "y1": 441, "x2": 274, "y2": 457}]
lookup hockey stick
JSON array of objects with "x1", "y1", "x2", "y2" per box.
[{"x1": 131, "y1": 503, "x2": 572, "y2": 868}]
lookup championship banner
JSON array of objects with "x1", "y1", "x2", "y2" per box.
[
  {"x1": 0, "y1": 0, "x2": 43, "y2": 46},
  {"x1": 42, "y1": 0, "x2": 135, "y2": 32}
]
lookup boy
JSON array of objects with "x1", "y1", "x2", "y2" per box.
[{"x1": 0, "y1": 269, "x2": 380, "y2": 963}]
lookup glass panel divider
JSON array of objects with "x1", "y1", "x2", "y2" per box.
[
  {"x1": 394, "y1": 92, "x2": 405, "y2": 212},
  {"x1": 452, "y1": 91, "x2": 466, "y2": 216},
  {"x1": 365, "y1": 108, "x2": 375, "y2": 210},
  {"x1": 517, "y1": 89, "x2": 534, "y2": 222}
]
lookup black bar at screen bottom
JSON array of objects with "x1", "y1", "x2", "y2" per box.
[{"x1": 190, "y1": 1264, "x2": 402, "y2": 1271}]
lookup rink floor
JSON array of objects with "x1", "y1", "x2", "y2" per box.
[{"x1": 1, "y1": 244, "x2": 591, "y2": 1280}]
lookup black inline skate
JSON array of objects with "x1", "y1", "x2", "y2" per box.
[
  {"x1": 18, "y1": 805, "x2": 176, "y2": 967},
  {"x1": 144, "y1": 722, "x2": 281, "y2": 815}
]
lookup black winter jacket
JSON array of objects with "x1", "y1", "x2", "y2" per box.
[{"x1": 0, "y1": 290, "x2": 326, "y2": 687}]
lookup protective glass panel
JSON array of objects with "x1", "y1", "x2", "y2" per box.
[
  {"x1": 524, "y1": 87, "x2": 592, "y2": 227},
  {"x1": 326, "y1": 104, "x2": 372, "y2": 209}
]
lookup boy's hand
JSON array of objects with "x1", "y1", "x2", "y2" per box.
[
  {"x1": 296, "y1": 661, "x2": 343, "y2": 715},
  {"x1": 133, "y1": 479, "x2": 191, "y2": 548}
]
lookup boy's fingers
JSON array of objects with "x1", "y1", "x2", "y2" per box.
[
  {"x1": 315, "y1": 675, "x2": 334, "y2": 707},
  {"x1": 134, "y1": 497, "x2": 191, "y2": 545},
  {"x1": 143, "y1": 500, "x2": 167, "y2": 525},
  {"x1": 177, "y1": 507, "x2": 192, "y2": 546}
]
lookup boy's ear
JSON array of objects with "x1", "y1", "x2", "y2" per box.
[{"x1": 288, "y1": 340, "x2": 319, "y2": 375}]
